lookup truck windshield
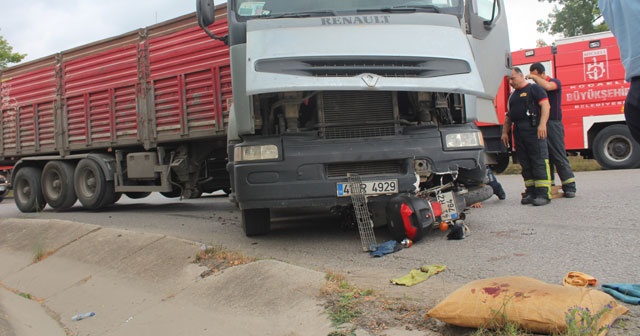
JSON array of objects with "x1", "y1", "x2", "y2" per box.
[{"x1": 236, "y1": 0, "x2": 462, "y2": 18}]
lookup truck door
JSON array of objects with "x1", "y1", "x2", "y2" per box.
[{"x1": 466, "y1": 0, "x2": 511, "y2": 124}]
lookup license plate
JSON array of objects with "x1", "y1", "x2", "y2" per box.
[
  {"x1": 437, "y1": 191, "x2": 459, "y2": 221},
  {"x1": 337, "y1": 179, "x2": 398, "y2": 197},
  {"x1": 0, "y1": 186, "x2": 5, "y2": 192}
]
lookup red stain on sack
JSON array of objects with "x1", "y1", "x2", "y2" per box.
[
  {"x1": 483, "y1": 283, "x2": 511, "y2": 298},
  {"x1": 483, "y1": 286, "x2": 501, "y2": 297}
]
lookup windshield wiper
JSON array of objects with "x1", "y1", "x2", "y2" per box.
[
  {"x1": 357, "y1": 5, "x2": 439, "y2": 13},
  {"x1": 268, "y1": 10, "x2": 337, "y2": 19}
]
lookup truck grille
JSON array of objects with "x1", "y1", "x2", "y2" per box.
[
  {"x1": 327, "y1": 160, "x2": 403, "y2": 178},
  {"x1": 255, "y1": 56, "x2": 470, "y2": 78},
  {"x1": 320, "y1": 91, "x2": 397, "y2": 139}
]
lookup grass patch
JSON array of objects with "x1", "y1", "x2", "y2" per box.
[
  {"x1": 563, "y1": 305, "x2": 613, "y2": 336},
  {"x1": 18, "y1": 292, "x2": 32, "y2": 300},
  {"x1": 322, "y1": 272, "x2": 365, "y2": 326},
  {"x1": 32, "y1": 240, "x2": 53, "y2": 263},
  {"x1": 194, "y1": 245, "x2": 256, "y2": 276},
  {"x1": 468, "y1": 301, "x2": 614, "y2": 336},
  {"x1": 501, "y1": 155, "x2": 601, "y2": 175},
  {"x1": 321, "y1": 272, "x2": 432, "y2": 335}
]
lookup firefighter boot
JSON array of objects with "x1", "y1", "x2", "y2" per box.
[
  {"x1": 520, "y1": 187, "x2": 535, "y2": 205},
  {"x1": 563, "y1": 182, "x2": 576, "y2": 198},
  {"x1": 532, "y1": 187, "x2": 551, "y2": 206}
]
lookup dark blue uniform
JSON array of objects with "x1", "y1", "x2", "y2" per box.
[
  {"x1": 544, "y1": 77, "x2": 576, "y2": 195},
  {"x1": 508, "y1": 83, "x2": 552, "y2": 201}
]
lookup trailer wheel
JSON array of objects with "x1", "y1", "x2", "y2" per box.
[
  {"x1": 41, "y1": 161, "x2": 77, "y2": 210},
  {"x1": 188, "y1": 190, "x2": 203, "y2": 199},
  {"x1": 242, "y1": 208, "x2": 271, "y2": 236},
  {"x1": 125, "y1": 192, "x2": 151, "y2": 199},
  {"x1": 160, "y1": 189, "x2": 182, "y2": 198},
  {"x1": 593, "y1": 124, "x2": 640, "y2": 170},
  {"x1": 13, "y1": 167, "x2": 47, "y2": 212},
  {"x1": 74, "y1": 158, "x2": 116, "y2": 210}
]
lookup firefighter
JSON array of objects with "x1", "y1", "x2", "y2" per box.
[
  {"x1": 527, "y1": 62, "x2": 576, "y2": 198},
  {"x1": 501, "y1": 67, "x2": 552, "y2": 206}
]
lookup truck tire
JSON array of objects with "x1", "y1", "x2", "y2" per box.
[
  {"x1": 41, "y1": 161, "x2": 77, "y2": 210},
  {"x1": 242, "y1": 208, "x2": 271, "y2": 236},
  {"x1": 74, "y1": 158, "x2": 116, "y2": 210},
  {"x1": 490, "y1": 153, "x2": 511, "y2": 174},
  {"x1": 593, "y1": 124, "x2": 640, "y2": 170},
  {"x1": 125, "y1": 192, "x2": 151, "y2": 199},
  {"x1": 13, "y1": 167, "x2": 47, "y2": 212},
  {"x1": 160, "y1": 189, "x2": 182, "y2": 198}
]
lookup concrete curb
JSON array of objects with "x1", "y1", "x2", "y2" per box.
[{"x1": 0, "y1": 218, "x2": 333, "y2": 336}]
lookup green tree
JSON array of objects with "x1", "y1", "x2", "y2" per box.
[
  {"x1": 0, "y1": 34, "x2": 26, "y2": 69},
  {"x1": 536, "y1": 0, "x2": 608, "y2": 37}
]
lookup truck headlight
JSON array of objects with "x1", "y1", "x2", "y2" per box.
[
  {"x1": 444, "y1": 131, "x2": 484, "y2": 150},
  {"x1": 234, "y1": 144, "x2": 279, "y2": 162}
]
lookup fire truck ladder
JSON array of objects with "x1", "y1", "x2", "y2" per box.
[{"x1": 348, "y1": 174, "x2": 377, "y2": 251}]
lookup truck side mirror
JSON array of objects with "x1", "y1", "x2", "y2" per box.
[
  {"x1": 197, "y1": 0, "x2": 216, "y2": 27},
  {"x1": 482, "y1": 0, "x2": 498, "y2": 29},
  {"x1": 196, "y1": 0, "x2": 228, "y2": 44}
]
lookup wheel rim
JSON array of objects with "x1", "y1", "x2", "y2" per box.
[
  {"x1": 604, "y1": 135, "x2": 632, "y2": 163},
  {"x1": 77, "y1": 168, "x2": 97, "y2": 198},
  {"x1": 16, "y1": 178, "x2": 31, "y2": 203},
  {"x1": 44, "y1": 170, "x2": 63, "y2": 200}
]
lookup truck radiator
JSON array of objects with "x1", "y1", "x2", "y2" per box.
[{"x1": 319, "y1": 91, "x2": 397, "y2": 140}]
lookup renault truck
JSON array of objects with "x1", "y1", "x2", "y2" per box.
[{"x1": 195, "y1": 0, "x2": 511, "y2": 235}]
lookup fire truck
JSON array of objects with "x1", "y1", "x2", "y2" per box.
[{"x1": 482, "y1": 31, "x2": 638, "y2": 172}]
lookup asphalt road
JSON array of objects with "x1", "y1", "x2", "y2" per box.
[{"x1": 1, "y1": 169, "x2": 639, "y2": 298}]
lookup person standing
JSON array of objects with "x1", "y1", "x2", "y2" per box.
[
  {"x1": 599, "y1": 0, "x2": 640, "y2": 144},
  {"x1": 527, "y1": 62, "x2": 576, "y2": 198},
  {"x1": 501, "y1": 67, "x2": 552, "y2": 206}
]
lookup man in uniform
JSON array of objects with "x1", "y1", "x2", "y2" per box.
[
  {"x1": 501, "y1": 67, "x2": 552, "y2": 206},
  {"x1": 527, "y1": 62, "x2": 576, "y2": 198}
]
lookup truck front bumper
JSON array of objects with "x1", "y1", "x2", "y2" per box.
[{"x1": 231, "y1": 129, "x2": 485, "y2": 210}]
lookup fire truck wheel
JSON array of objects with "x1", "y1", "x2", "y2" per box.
[
  {"x1": 74, "y1": 158, "x2": 116, "y2": 210},
  {"x1": 13, "y1": 166, "x2": 47, "y2": 213},
  {"x1": 242, "y1": 208, "x2": 271, "y2": 236},
  {"x1": 41, "y1": 161, "x2": 77, "y2": 210},
  {"x1": 593, "y1": 124, "x2": 640, "y2": 170}
]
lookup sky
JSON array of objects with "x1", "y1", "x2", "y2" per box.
[{"x1": 0, "y1": 0, "x2": 558, "y2": 64}]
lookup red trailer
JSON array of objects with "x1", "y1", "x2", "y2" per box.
[
  {"x1": 0, "y1": 9, "x2": 233, "y2": 212},
  {"x1": 483, "y1": 31, "x2": 637, "y2": 171}
]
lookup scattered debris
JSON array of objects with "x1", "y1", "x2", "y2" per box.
[
  {"x1": 391, "y1": 264, "x2": 446, "y2": 286},
  {"x1": 72, "y1": 312, "x2": 95, "y2": 321}
]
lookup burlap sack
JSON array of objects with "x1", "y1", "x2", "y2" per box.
[{"x1": 427, "y1": 276, "x2": 628, "y2": 334}]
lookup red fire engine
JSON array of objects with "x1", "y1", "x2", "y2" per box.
[{"x1": 482, "y1": 31, "x2": 638, "y2": 172}]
